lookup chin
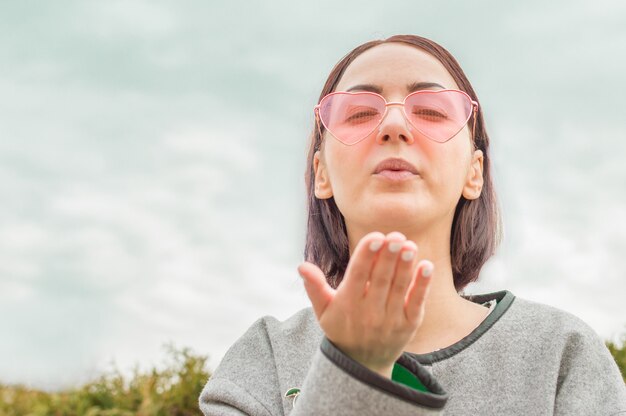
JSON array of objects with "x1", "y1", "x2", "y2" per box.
[{"x1": 367, "y1": 199, "x2": 426, "y2": 220}]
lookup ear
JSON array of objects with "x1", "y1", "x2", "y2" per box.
[
  {"x1": 313, "y1": 150, "x2": 333, "y2": 199},
  {"x1": 462, "y1": 149, "x2": 484, "y2": 200}
]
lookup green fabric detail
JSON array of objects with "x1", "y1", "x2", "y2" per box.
[
  {"x1": 392, "y1": 362, "x2": 429, "y2": 392},
  {"x1": 284, "y1": 387, "x2": 300, "y2": 397}
]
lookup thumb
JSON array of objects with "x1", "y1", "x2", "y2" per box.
[{"x1": 297, "y1": 262, "x2": 335, "y2": 321}]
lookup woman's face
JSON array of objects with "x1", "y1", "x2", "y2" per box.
[{"x1": 313, "y1": 43, "x2": 484, "y2": 238}]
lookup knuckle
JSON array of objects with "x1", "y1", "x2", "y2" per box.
[
  {"x1": 372, "y1": 274, "x2": 391, "y2": 288},
  {"x1": 392, "y1": 279, "x2": 408, "y2": 294},
  {"x1": 393, "y1": 273, "x2": 413, "y2": 295}
]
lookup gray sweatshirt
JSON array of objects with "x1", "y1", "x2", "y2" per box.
[{"x1": 199, "y1": 290, "x2": 626, "y2": 415}]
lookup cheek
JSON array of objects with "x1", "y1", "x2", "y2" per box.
[
  {"x1": 326, "y1": 149, "x2": 361, "y2": 201},
  {"x1": 427, "y1": 146, "x2": 470, "y2": 198},
  {"x1": 329, "y1": 148, "x2": 380, "y2": 219}
]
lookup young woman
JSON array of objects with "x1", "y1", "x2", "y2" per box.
[{"x1": 199, "y1": 35, "x2": 626, "y2": 415}]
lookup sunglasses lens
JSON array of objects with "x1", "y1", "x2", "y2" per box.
[
  {"x1": 405, "y1": 90, "x2": 473, "y2": 142},
  {"x1": 317, "y1": 90, "x2": 474, "y2": 144},
  {"x1": 318, "y1": 93, "x2": 384, "y2": 144}
]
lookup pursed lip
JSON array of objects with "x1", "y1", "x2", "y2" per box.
[{"x1": 373, "y1": 157, "x2": 419, "y2": 175}]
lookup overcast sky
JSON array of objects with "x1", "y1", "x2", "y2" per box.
[{"x1": 1, "y1": 0, "x2": 625, "y2": 391}]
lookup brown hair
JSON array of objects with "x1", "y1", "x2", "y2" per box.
[{"x1": 303, "y1": 34, "x2": 502, "y2": 293}]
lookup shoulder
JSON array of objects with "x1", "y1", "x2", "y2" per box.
[
  {"x1": 262, "y1": 305, "x2": 319, "y2": 337},
  {"x1": 506, "y1": 297, "x2": 626, "y2": 411},
  {"x1": 503, "y1": 295, "x2": 616, "y2": 363},
  {"x1": 239, "y1": 306, "x2": 321, "y2": 351},
  {"x1": 199, "y1": 307, "x2": 321, "y2": 413},
  {"x1": 211, "y1": 306, "x2": 320, "y2": 378},
  {"x1": 507, "y1": 295, "x2": 600, "y2": 338},
  {"x1": 256, "y1": 306, "x2": 323, "y2": 369}
]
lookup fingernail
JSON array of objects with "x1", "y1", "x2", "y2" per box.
[
  {"x1": 369, "y1": 239, "x2": 384, "y2": 252},
  {"x1": 388, "y1": 241, "x2": 403, "y2": 253},
  {"x1": 401, "y1": 250, "x2": 415, "y2": 261},
  {"x1": 422, "y1": 262, "x2": 433, "y2": 278}
]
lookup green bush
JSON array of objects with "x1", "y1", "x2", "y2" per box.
[
  {"x1": 606, "y1": 332, "x2": 626, "y2": 383},
  {"x1": 0, "y1": 343, "x2": 211, "y2": 416}
]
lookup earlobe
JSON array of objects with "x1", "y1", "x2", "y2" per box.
[
  {"x1": 462, "y1": 149, "x2": 484, "y2": 200},
  {"x1": 313, "y1": 151, "x2": 333, "y2": 199}
]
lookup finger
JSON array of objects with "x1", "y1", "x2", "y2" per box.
[
  {"x1": 339, "y1": 231, "x2": 386, "y2": 299},
  {"x1": 404, "y1": 260, "x2": 434, "y2": 326},
  {"x1": 385, "y1": 240, "x2": 418, "y2": 319},
  {"x1": 298, "y1": 262, "x2": 335, "y2": 321},
  {"x1": 365, "y1": 232, "x2": 406, "y2": 313}
]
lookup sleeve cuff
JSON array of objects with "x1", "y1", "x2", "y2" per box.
[
  {"x1": 291, "y1": 336, "x2": 447, "y2": 414},
  {"x1": 320, "y1": 336, "x2": 448, "y2": 408}
]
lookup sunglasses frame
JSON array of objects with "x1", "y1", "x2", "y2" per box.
[{"x1": 314, "y1": 89, "x2": 479, "y2": 145}]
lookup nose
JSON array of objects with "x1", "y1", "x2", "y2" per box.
[{"x1": 375, "y1": 103, "x2": 415, "y2": 145}]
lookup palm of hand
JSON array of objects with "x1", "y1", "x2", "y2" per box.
[{"x1": 298, "y1": 231, "x2": 433, "y2": 375}]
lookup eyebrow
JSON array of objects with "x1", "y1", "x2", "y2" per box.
[{"x1": 345, "y1": 81, "x2": 446, "y2": 93}]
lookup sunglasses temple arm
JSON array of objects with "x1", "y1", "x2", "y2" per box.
[
  {"x1": 471, "y1": 106, "x2": 477, "y2": 142},
  {"x1": 314, "y1": 109, "x2": 323, "y2": 144}
]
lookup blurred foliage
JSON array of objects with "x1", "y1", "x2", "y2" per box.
[
  {"x1": 0, "y1": 344, "x2": 211, "y2": 416},
  {"x1": 606, "y1": 332, "x2": 626, "y2": 383},
  {"x1": 1, "y1": 335, "x2": 624, "y2": 415}
]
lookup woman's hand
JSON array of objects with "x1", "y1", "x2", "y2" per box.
[{"x1": 297, "y1": 231, "x2": 433, "y2": 378}]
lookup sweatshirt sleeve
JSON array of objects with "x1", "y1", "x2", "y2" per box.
[
  {"x1": 290, "y1": 336, "x2": 447, "y2": 415},
  {"x1": 553, "y1": 322, "x2": 626, "y2": 415}
]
